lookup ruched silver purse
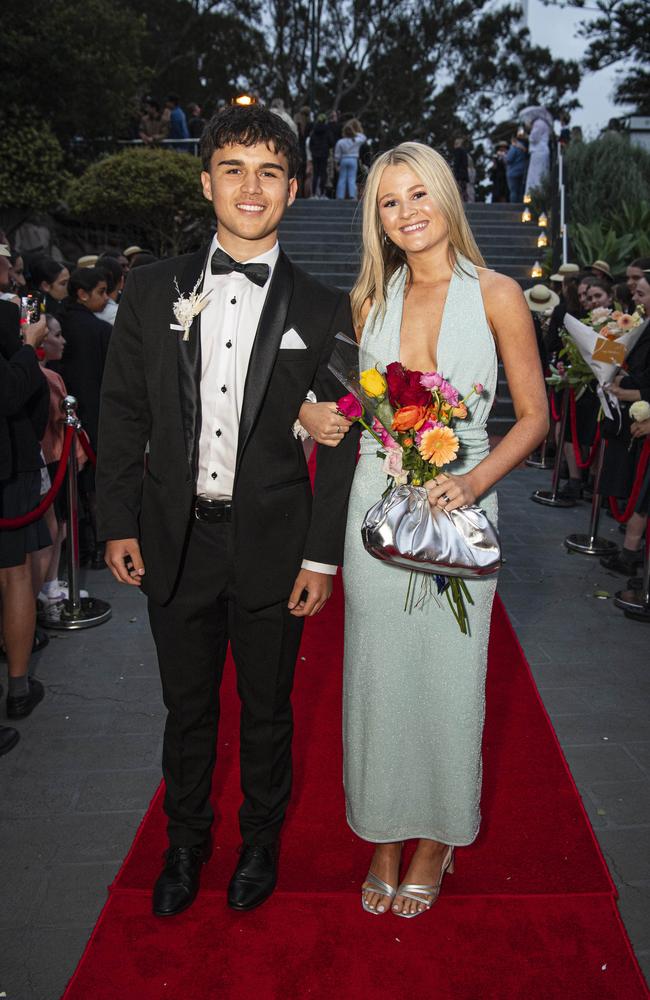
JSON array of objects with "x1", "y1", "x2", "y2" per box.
[{"x1": 361, "y1": 485, "x2": 501, "y2": 577}]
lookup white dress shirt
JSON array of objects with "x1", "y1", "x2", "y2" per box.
[
  {"x1": 195, "y1": 235, "x2": 336, "y2": 576},
  {"x1": 196, "y1": 237, "x2": 279, "y2": 500}
]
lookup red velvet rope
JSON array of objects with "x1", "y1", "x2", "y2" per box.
[
  {"x1": 568, "y1": 388, "x2": 601, "y2": 470},
  {"x1": 550, "y1": 389, "x2": 561, "y2": 423},
  {"x1": 78, "y1": 429, "x2": 97, "y2": 467},
  {"x1": 608, "y1": 438, "x2": 650, "y2": 524},
  {"x1": 0, "y1": 424, "x2": 75, "y2": 529}
]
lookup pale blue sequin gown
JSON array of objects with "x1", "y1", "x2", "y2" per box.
[{"x1": 343, "y1": 258, "x2": 499, "y2": 845}]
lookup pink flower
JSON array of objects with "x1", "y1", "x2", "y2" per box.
[
  {"x1": 439, "y1": 379, "x2": 460, "y2": 406},
  {"x1": 420, "y1": 371, "x2": 443, "y2": 389},
  {"x1": 382, "y1": 447, "x2": 405, "y2": 480},
  {"x1": 337, "y1": 393, "x2": 362, "y2": 421},
  {"x1": 372, "y1": 417, "x2": 397, "y2": 449},
  {"x1": 474, "y1": 383, "x2": 484, "y2": 395}
]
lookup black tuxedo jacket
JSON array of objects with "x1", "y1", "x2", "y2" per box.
[
  {"x1": 0, "y1": 300, "x2": 48, "y2": 480},
  {"x1": 96, "y1": 246, "x2": 359, "y2": 609},
  {"x1": 58, "y1": 303, "x2": 112, "y2": 449}
]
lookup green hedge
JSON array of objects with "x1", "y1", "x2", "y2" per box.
[
  {"x1": 66, "y1": 148, "x2": 212, "y2": 256},
  {"x1": 0, "y1": 108, "x2": 68, "y2": 211},
  {"x1": 565, "y1": 135, "x2": 650, "y2": 271}
]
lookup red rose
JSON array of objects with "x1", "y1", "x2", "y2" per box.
[{"x1": 386, "y1": 362, "x2": 430, "y2": 408}]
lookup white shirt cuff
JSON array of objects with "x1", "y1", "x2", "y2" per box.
[{"x1": 301, "y1": 559, "x2": 337, "y2": 575}]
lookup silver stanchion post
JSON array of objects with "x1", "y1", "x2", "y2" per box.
[
  {"x1": 564, "y1": 438, "x2": 617, "y2": 556},
  {"x1": 614, "y1": 538, "x2": 650, "y2": 623},
  {"x1": 531, "y1": 387, "x2": 575, "y2": 506},
  {"x1": 47, "y1": 396, "x2": 112, "y2": 630}
]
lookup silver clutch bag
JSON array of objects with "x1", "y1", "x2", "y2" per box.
[{"x1": 361, "y1": 485, "x2": 501, "y2": 577}]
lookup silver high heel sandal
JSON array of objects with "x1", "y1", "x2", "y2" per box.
[
  {"x1": 393, "y1": 846, "x2": 455, "y2": 918},
  {"x1": 361, "y1": 871, "x2": 397, "y2": 915}
]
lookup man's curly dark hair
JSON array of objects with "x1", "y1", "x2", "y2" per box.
[{"x1": 200, "y1": 104, "x2": 300, "y2": 178}]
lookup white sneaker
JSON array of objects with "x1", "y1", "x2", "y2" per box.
[{"x1": 58, "y1": 582, "x2": 89, "y2": 599}]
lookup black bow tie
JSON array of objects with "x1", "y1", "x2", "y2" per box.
[{"x1": 210, "y1": 247, "x2": 270, "y2": 287}]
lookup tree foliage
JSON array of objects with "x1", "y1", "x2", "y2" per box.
[
  {"x1": 0, "y1": 108, "x2": 68, "y2": 212},
  {"x1": 65, "y1": 149, "x2": 213, "y2": 255},
  {"x1": 566, "y1": 133, "x2": 650, "y2": 224},
  {"x1": 261, "y1": 0, "x2": 581, "y2": 149},
  {"x1": 543, "y1": 0, "x2": 650, "y2": 113},
  {"x1": 128, "y1": 0, "x2": 265, "y2": 109},
  {"x1": 0, "y1": 0, "x2": 146, "y2": 143}
]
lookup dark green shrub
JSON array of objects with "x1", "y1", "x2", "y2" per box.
[
  {"x1": 0, "y1": 108, "x2": 68, "y2": 211},
  {"x1": 66, "y1": 148, "x2": 212, "y2": 256},
  {"x1": 565, "y1": 134, "x2": 650, "y2": 227}
]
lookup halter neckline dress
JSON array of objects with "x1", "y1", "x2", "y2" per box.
[{"x1": 342, "y1": 256, "x2": 499, "y2": 845}]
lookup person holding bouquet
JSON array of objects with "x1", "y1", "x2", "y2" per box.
[{"x1": 297, "y1": 142, "x2": 548, "y2": 918}]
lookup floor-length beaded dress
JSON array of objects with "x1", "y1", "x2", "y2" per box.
[{"x1": 343, "y1": 256, "x2": 499, "y2": 845}]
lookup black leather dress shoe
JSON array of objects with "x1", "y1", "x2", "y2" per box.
[
  {"x1": 7, "y1": 678, "x2": 45, "y2": 720},
  {"x1": 227, "y1": 842, "x2": 279, "y2": 912},
  {"x1": 0, "y1": 726, "x2": 20, "y2": 756},
  {"x1": 152, "y1": 845, "x2": 209, "y2": 916}
]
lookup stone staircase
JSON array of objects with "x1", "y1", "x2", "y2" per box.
[{"x1": 280, "y1": 200, "x2": 539, "y2": 435}]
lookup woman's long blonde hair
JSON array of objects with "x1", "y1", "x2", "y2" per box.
[{"x1": 350, "y1": 141, "x2": 485, "y2": 331}]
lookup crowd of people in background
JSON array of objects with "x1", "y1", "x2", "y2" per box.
[
  {"x1": 2, "y1": 100, "x2": 649, "y2": 760},
  {"x1": 132, "y1": 92, "x2": 372, "y2": 201},
  {"x1": 523, "y1": 253, "x2": 650, "y2": 591},
  {"x1": 0, "y1": 241, "x2": 162, "y2": 756}
]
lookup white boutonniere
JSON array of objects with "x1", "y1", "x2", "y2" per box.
[{"x1": 171, "y1": 273, "x2": 211, "y2": 342}]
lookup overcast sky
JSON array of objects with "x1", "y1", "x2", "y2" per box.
[{"x1": 524, "y1": 0, "x2": 632, "y2": 135}]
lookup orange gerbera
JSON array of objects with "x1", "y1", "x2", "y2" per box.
[
  {"x1": 451, "y1": 402, "x2": 468, "y2": 419},
  {"x1": 392, "y1": 405, "x2": 428, "y2": 432},
  {"x1": 418, "y1": 425, "x2": 459, "y2": 466}
]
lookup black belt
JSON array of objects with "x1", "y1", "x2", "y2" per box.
[{"x1": 194, "y1": 495, "x2": 233, "y2": 523}]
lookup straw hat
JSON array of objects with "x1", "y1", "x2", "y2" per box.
[
  {"x1": 123, "y1": 245, "x2": 144, "y2": 259},
  {"x1": 77, "y1": 254, "x2": 98, "y2": 268},
  {"x1": 550, "y1": 273, "x2": 564, "y2": 283},
  {"x1": 558, "y1": 262, "x2": 580, "y2": 275},
  {"x1": 0, "y1": 244, "x2": 11, "y2": 259},
  {"x1": 524, "y1": 284, "x2": 560, "y2": 313},
  {"x1": 590, "y1": 259, "x2": 612, "y2": 279}
]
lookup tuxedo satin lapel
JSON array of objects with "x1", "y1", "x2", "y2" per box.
[
  {"x1": 175, "y1": 247, "x2": 209, "y2": 471},
  {"x1": 237, "y1": 251, "x2": 294, "y2": 465}
]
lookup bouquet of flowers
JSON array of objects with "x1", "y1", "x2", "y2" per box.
[
  {"x1": 330, "y1": 337, "x2": 498, "y2": 633},
  {"x1": 547, "y1": 305, "x2": 646, "y2": 417}
]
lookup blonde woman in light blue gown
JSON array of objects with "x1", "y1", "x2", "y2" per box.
[{"x1": 298, "y1": 142, "x2": 548, "y2": 917}]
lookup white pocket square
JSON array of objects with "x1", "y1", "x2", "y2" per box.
[{"x1": 280, "y1": 328, "x2": 307, "y2": 349}]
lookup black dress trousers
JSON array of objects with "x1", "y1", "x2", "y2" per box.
[{"x1": 147, "y1": 516, "x2": 304, "y2": 849}]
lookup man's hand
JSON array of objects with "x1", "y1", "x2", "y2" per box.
[
  {"x1": 105, "y1": 538, "x2": 145, "y2": 586},
  {"x1": 288, "y1": 569, "x2": 332, "y2": 617}
]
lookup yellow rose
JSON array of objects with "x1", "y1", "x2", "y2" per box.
[{"x1": 360, "y1": 367, "x2": 387, "y2": 398}]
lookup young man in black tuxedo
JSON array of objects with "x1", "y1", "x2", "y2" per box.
[{"x1": 97, "y1": 106, "x2": 358, "y2": 915}]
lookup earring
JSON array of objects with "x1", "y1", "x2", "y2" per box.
[{"x1": 383, "y1": 231, "x2": 391, "y2": 245}]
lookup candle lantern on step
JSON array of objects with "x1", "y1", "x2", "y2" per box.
[
  {"x1": 538, "y1": 212, "x2": 548, "y2": 228},
  {"x1": 537, "y1": 231, "x2": 548, "y2": 248},
  {"x1": 521, "y1": 207, "x2": 532, "y2": 223},
  {"x1": 530, "y1": 261, "x2": 543, "y2": 278}
]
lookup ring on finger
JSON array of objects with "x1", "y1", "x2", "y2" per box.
[{"x1": 442, "y1": 493, "x2": 451, "y2": 503}]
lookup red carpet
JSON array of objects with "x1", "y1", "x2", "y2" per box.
[{"x1": 63, "y1": 590, "x2": 648, "y2": 999}]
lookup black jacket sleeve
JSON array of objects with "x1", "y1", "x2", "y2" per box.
[
  {"x1": 0, "y1": 345, "x2": 47, "y2": 416},
  {"x1": 303, "y1": 292, "x2": 360, "y2": 566},
  {"x1": 96, "y1": 271, "x2": 152, "y2": 541}
]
